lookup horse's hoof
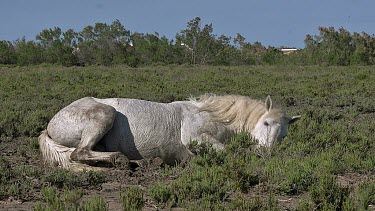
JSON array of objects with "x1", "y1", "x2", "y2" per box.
[
  {"x1": 113, "y1": 154, "x2": 130, "y2": 169},
  {"x1": 150, "y1": 157, "x2": 164, "y2": 167}
]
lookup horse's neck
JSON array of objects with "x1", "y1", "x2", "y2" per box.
[{"x1": 170, "y1": 101, "x2": 200, "y2": 114}]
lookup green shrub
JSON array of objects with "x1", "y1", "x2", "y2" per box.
[
  {"x1": 229, "y1": 196, "x2": 264, "y2": 211},
  {"x1": 308, "y1": 175, "x2": 349, "y2": 210},
  {"x1": 81, "y1": 195, "x2": 108, "y2": 211},
  {"x1": 34, "y1": 186, "x2": 107, "y2": 211},
  {"x1": 345, "y1": 181, "x2": 375, "y2": 210},
  {"x1": 120, "y1": 186, "x2": 144, "y2": 211},
  {"x1": 42, "y1": 168, "x2": 105, "y2": 189},
  {"x1": 149, "y1": 183, "x2": 173, "y2": 204}
]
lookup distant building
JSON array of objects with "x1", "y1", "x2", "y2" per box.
[{"x1": 280, "y1": 48, "x2": 299, "y2": 55}]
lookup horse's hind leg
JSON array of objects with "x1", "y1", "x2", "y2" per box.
[{"x1": 70, "y1": 103, "x2": 121, "y2": 164}]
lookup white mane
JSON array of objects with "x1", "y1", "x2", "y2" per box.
[{"x1": 196, "y1": 94, "x2": 284, "y2": 132}]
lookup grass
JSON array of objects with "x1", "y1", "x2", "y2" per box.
[
  {"x1": 34, "y1": 186, "x2": 108, "y2": 211},
  {"x1": 42, "y1": 168, "x2": 105, "y2": 189},
  {"x1": 0, "y1": 65, "x2": 374, "y2": 210},
  {"x1": 120, "y1": 186, "x2": 144, "y2": 211}
]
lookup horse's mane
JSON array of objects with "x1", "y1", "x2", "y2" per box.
[{"x1": 196, "y1": 94, "x2": 283, "y2": 132}]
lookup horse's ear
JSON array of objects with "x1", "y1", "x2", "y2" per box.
[
  {"x1": 289, "y1": 115, "x2": 301, "y2": 124},
  {"x1": 265, "y1": 95, "x2": 272, "y2": 111}
]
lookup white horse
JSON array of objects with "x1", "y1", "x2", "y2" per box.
[{"x1": 39, "y1": 95, "x2": 300, "y2": 169}]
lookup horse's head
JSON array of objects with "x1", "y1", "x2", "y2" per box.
[{"x1": 251, "y1": 96, "x2": 301, "y2": 147}]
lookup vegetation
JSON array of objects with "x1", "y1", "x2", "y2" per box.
[
  {"x1": 2, "y1": 18, "x2": 375, "y2": 67},
  {"x1": 34, "y1": 187, "x2": 107, "y2": 211},
  {"x1": 120, "y1": 186, "x2": 144, "y2": 211},
  {"x1": 0, "y1": 65, "x2": 374, "y2": 210}
]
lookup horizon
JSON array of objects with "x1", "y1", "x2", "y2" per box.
[{"x1": 1, "y1": 1, "x2": 375, "y2": 48}]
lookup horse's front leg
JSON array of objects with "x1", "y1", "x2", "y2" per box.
[
  {"x1": 70, "y1": 104, "x2": 121, "y2": 165},
  {"x1": 188, "y1": 133, "x2": 225, "y2": 153},
  {"x1": 201, "y1": 133, "x2": 225, "y2": 150}
]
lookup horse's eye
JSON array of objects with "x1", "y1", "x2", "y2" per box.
[{"x1": 264, "y1": 121, "x2": 269, "y2": 126}]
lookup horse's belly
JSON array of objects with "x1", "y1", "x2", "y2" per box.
[
  {"x1": 93, "y1": 98, "x2": 193, "y2": 163},
  {"x1": 101, "y1": 122, "x2": 168, "y2": 160},
  {"x1": 101, "y1": 112, "x2": 189, "y2": 163}
]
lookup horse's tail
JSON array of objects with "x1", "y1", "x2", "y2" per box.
[{"x1": 38, "y1": 130, "x2": 74, "y2": 169}]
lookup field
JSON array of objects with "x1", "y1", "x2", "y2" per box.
[{"x1": 0, "y1": 65, "x2": 374, "y2": 210}]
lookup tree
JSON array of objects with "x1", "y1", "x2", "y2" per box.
[
  {"x1": 233, "y1": 33, "x2": 246, "y2": 63},
  {"x1": 36, "y1": 27, "x2": 78, "y2": 66},
  {"x1": 0, "y1": 40, "x2": 17, "y2": 64},
  {"x1": 303, "y1": 26, "x2": 375, "y2": 65},
  {"x1": 176, "y1": 17, "x2": 218, "y2": 64},
  {"x1": 76, "y1": 20, "x2": 130, "y2": 66},
  {"x1": 15, "y1": 38, "x2": 44, "y2": 66},
  {"x1": 128, "y1": 32, "x2": 175, "y2": 66},
  {"x1": 214, "y1": 34, "x2": 235, "y2": 65}
]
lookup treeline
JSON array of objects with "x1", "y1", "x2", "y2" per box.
[
  {"x1": 1, "y1": 17, "x2": 375, "y2": 67},
  {"x1": 303, "y1": 26, "x2": 375, "y2": 65}
]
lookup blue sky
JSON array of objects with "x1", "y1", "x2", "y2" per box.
[{"x1": 1, "y1": 0, "x2": 374, "y2": 48}]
